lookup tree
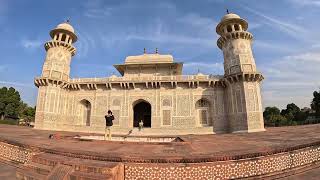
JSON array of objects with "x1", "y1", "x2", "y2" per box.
[
  {"x1": 281, "y1": 103, "x2": 304, "y2": 123},
  {"x1": 0, "y1": 87, "x2": 8, "y2": 120},
  {"x1": 311, "y1": 90, "x2": 320, "y2": 117},
  {"x1": 263, "y1": 106, "x2": 283, "y2": 126},
  {"x1": 295, "y1": 111, "x2": 308, "y2": 123},
  {"x1": 19, "y1": 103, "x2": 36, "y2": 122},
  {"x1": 0, "y1": 87, "x2": 21, "y2": 120},
  {"x1": 269, "y1": 114, "x2": 287, "y2": 127},
  {"x1": 281, "y1": 103, "x2": 300, "y2": 116}
]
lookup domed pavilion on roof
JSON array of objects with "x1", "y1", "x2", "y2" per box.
[{"x1": 34, "y1": 13, "x2": 265, "y2": 135}]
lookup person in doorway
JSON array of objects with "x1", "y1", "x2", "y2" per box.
[
  {"x1": 105, "y1": 110, "x2": 114, "y2": 140},
  {"x1": 139, "y1": 120, "x2": 144, "y2": 131}
]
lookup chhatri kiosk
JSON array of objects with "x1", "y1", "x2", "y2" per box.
[{"x1": 34, "y1": 13, "x2": 265, "y2": 135}]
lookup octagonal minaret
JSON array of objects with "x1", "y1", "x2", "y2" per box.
[
  {"x1": 216, "y1": 12, "x2": 265, "y2": 133},
  {"x1": 34, "y1": 21, "x2": 77, "y2": 130},
  {"x1": 41, "y1": 21, "x2": 77, "y2": 81},
  {"x1": 216, "y1": 13, "x2": 257, "y2": 75}
]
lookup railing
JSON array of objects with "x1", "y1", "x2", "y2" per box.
[{"x1": 69, "y1": 75, "x2": 223, "y2": 83}]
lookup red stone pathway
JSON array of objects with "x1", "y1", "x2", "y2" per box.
[
  {"x1": 0, "y1": 124, "x2": 320, "y2": 163},
  {"x1": 0, "y1": 124, "x2": 320, "y2": 179}
]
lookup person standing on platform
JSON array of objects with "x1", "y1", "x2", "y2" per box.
[{"x1": 105, "y1": 110, "x2": 114, "y2": 140}]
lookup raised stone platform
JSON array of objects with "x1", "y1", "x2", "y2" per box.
[{"x1": 0, "y1": 124, "x2": 320, "y2": 179}]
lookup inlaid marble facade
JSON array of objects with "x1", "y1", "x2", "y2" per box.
[{"x1": 34, "y1": 13, "x2": 265, "y2": 135}]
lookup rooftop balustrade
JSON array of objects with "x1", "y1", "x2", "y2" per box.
[{"x1": 69, "y1": 75, "x2": 223, "y2": 83}]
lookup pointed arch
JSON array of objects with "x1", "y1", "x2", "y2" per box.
[
  {"x1": 195, "y1": 98, "x2": 211, "y2": 126},
  {"x1": 132, "y1": 99, "x2": 151, "y2": 128}
]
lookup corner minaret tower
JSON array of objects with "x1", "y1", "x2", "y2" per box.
[
  {"x1": 34, "y1": 21, "x2": 77, "y2": 130},
  {"x1": 216, "y1": 12, "x2": 265, "y2": 133},
  {"x1": 41, "y1": 21, "x2": 77, "y2": 81}
]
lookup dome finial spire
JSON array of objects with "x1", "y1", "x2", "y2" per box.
[
  {"x1": 226, "y1": 9, "x2": 229, "y2": 14},
  {"x1": 65, "y1": 17, "x2": 70, "y2": 23}
]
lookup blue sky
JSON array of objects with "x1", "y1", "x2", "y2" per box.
[{"x1": 0, "y1": 0, "x2": 320, "y2": 109}]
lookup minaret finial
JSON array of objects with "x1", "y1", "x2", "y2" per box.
[
  {"x1": 144, "y1": 48, "x2": 146, "y2": 54},
  {"x1": 65, "y1": 17, "x2": 70, "y2": 23},
  {"x1": 197, "y1": 68, "x2": 200, "y2": 74},
  {"x1": 156, "y1": 48, "x2": 158, "y2": 54},
  {"x1": 226, "y1": 9, "x2": 229, "y2": 14}
]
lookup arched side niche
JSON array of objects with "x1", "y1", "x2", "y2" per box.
[
  {"x1": 80, "y1": 99, "x2": 91, "y2": 126},
  {"x1": 195, "y1": 98, "x2": 211, "y2": 126},
  {"x1": 111, "y1": 98, "x2": 121, "y2": 126},
  {"x1": 162, "y1": 98, "x2": 172, "y2": 126}
]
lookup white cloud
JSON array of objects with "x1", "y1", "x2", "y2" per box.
[
  {"x1": 261, "y1": 51, "x2": 320, "y2": 109},
  {"x1": 284, "y1": 52, "x2": 320, "y2": 62},
  {"x1": 177, "y1": 13, "x2": 216, "y2": 30},
  {"x1": 241, "y1": 5, "x2": 308, "y2": 39},
  {"x1": 183, "y1": 62, "x2": 223, "y2": 75},
  {"x1": 84, "y1": 7, "x2": 112, "y2": 18},
  {"x1": 74, "y1": 30, "x2": 96, "y2": 59},
  {"x1": 126, "y1": 33, "x2": 214, "y2": 47},
  {"x1": 121, "y1": 13, "x2": 217, "y2": 47},
  {"x1": 21, "y1": 39, "x2": 42, "y2": 49},
  {"x1": 0, "y1": 81, "x2": 33, "y2": 87},
  {"x1": 288, "y1": 0, "x2": 320, "y2": 6},
  {"x1": 248, "y1": 22, "x2": 263, "y2": 30},
  {"x1": 254, "y1": 40, "x2": 295, "y2": 53}
]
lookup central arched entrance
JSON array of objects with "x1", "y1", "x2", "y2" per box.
[{"x1": 133, "y1": 100, "x2": 151, "y2": 128}]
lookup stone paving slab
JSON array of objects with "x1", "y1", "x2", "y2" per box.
[{"x1": 0, "y1": 162, "x2": 17, "y2": 180}]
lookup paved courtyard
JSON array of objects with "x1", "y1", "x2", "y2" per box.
[{"x1": 0, "y1": 124, "x2": 319, "y2": 179}]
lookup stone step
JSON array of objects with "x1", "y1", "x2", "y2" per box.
[
  {"x1": 47, "y1": 164, "x2": 74, "y2": 180},
  {"x1": 66, "y1": 158, "x2": 124, "y2": 178},
  {"x1": 69, "y1": 171, "x2": 114, "y2": 180},
  {"x1": 25, "y1": 152, "x2": 124, "y2": 179},
  {"x1": 16, "y1": 165, "x2": 47, "y2": 180},
  {"x1": 25, "y1": 161, "x2": 52, "y2": 175},
  {"x1": 31, "y1": 153, "x2": 74, "y2": 167}
]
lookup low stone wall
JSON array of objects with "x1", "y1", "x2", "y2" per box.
[
  {"x1": 0, "y1": 142, "x2": 33, "y2": 164},
  {"x1": 0, "y1": 140, "x2": 320, "y2": 179},
  {"x1": 125, "y1": 146, "x2": 320, "y2": 179}
]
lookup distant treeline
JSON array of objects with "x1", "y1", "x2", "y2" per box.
[{"x1": 264, "y1": 90, "x2": 320, "y2": 127}]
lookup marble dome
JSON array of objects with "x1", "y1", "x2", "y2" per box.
[
  {"x1": 221, "y1": 13, "x2": 241, "y2": 21},
  {"x1": 55, "y1": 22, "x2": 75, "y2": 33}
]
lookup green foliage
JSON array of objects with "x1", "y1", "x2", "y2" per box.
[
  {"x1": 264, "y1": 101, "x2": 313, "y2": 127},
  {"x1": 267, "y1": 114, "x2": 287, "y2": 127},
  {"x1": 263, "y1": 106, "x2": 283, "y2": 126},
  {"x1": 19, "y1": 103, "x2": 36, "y2": 122},
  {"x1": 0, "y1": 87, "x2": 35, "y2": 123},
  {"x1": 0, "y1": 118, "x2": 18, "y2": 125},
  {"x1": 0, "y1": 87, "x2": 21, "y2": 119},
  {"x1": 311, "y1": 90, "x2": 320, "y2": 117},
  {"x1": 263, "y1": 106, "x2": 280, "y2": 117}
]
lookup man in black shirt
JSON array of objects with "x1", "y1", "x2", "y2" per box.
[{"x1": 105, "y1": 110, "x2": 114, "y2": 140}]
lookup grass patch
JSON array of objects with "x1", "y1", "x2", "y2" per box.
[{"x1": 0, "y1": 119, "x2": 18, "y2": 125}]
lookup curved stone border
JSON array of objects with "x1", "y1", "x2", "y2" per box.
[
  {"x1": 0, "y1": 142, "x2": 34, "y2": 164},
  {"x1": 125, "y1": 146, "x2": 320, "y2": 179},
  {"x1": 1, "y1": 136, "x2": 320, "y2": 163},
  {"x1": 0, "y1": 140, "x2": 320, "y2": 179}
]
